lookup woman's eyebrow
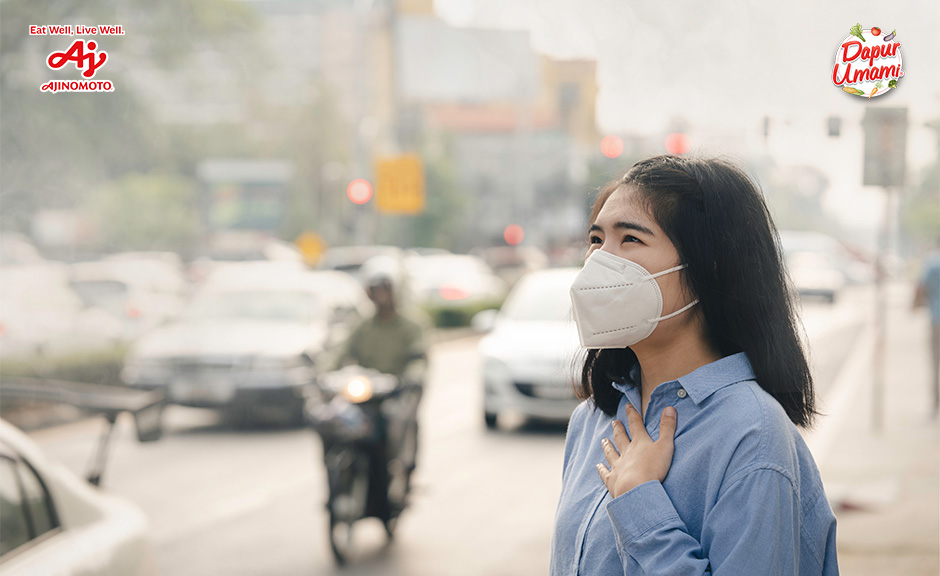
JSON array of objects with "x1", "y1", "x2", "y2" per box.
[{"x1": 589, "y1": 221, "x2": 655, "y2": 236}]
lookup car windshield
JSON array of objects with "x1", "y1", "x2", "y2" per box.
[
  {"x1": 69, "y1": 280, "x2": 129, "y2": 308},
  {"x1": 500, "y1": 272, "x2": 575, "y2": 322},
  {"x1": 786, "y1": 251, "x2": 837, "y2": 270},
  {"x1": 185, "y1": 291, "x2": 321, "y2": 322},
  {"x1": 408, "y1": 256, "x2": 489, "y2": 284}
]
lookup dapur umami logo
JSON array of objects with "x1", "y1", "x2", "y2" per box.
[
  {"x1": 832, "y1": 23, "x2": 902, "y2": 98},
  {"x1": 31, "y1": 24, "x2": 123, "y2": 93}
]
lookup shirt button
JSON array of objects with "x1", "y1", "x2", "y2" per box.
[{"x1": 677, "y1": 388, "x2": 687, "y2": 398}]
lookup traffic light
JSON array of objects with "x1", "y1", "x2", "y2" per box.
[
  {"x1": 503, "y1": 224, "x2": 524, "y2": 246},
  {"x1": 600, "y1": 135, "x2": 624, "y2": 159},
  {"x1": 346, "y1": 179, "x2": 373, "y2": 205},
  {"x1": 664, "y1": 133, "x2": 689, "y2": 155}
]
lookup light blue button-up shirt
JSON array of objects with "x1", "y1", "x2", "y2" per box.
[{"x1": 550, "y1": 352, "x2": 839, "y2": 575}]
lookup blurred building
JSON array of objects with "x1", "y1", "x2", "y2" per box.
[
  {"x1": 120, "y1": 0, "x2": 598, "y2": 251},
  {"x1": 395, "y1": 2, "x2": 598, "y2": 249}
]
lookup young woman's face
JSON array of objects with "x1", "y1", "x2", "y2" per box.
[{"x1": 587, "y1": 185, "x2": 693, "y2": 324}]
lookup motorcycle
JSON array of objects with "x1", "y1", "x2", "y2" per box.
[{"x1": 306, "y1": 365, "x2": 421, "y2": 564}]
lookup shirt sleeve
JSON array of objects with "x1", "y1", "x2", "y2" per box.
[{"x1": 606, "y1": 465, "x2": 803, "y2": 575}]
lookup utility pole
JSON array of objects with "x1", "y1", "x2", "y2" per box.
[{"x1": 862, "y1": 107, "x2": 908, "y2": 433}]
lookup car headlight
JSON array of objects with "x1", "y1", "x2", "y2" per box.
[{"x1": 343, "y1": 376, "x2": 373, "y2": 403}]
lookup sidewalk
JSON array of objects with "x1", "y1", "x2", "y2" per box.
[{"x1": 815, "y1": 282, "x2": 939, "y2": 575}]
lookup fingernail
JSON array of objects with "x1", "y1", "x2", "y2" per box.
[
  {"x1": 665, "y1": 406, "x2": 677, "y2": 417},
  {"x1": 601, "y1": 438, "x2": 609, "y2": 447}
]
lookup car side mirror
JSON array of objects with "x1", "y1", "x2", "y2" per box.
[{"x1": 471, "y1": 309, "x2": 499, "y2": 333}]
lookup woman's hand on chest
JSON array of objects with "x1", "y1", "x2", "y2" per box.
[{"x1": 596, "y1": 404, "x2": 678, "y2": 498}]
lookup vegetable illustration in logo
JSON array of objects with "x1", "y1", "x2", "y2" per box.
[
  {"x1": 849, "y1": 23, "x2": 866, "y2": 42},
  {"x1": 868, "y1": 81, "x2": 882, "y2": 99},
  {"x1": 843, "y1": 86, "x2": 865, "y2": 96},
  {"x1": 883, "y1": 30, "x2": 896, "y2": 41},
  {"x1": 871, "y1": 26, "x2": 881, "y2": 36}
]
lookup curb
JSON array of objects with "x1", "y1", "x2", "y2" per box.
[{"x1": 801, "y1": 321, "x2": 875, "y2": 465}]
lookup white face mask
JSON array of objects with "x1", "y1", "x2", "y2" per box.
[{"x1": 569, "y1": 249, "x2": 699, "y2": 349}]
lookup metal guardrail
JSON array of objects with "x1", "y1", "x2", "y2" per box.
[{"x1": 0, "y1": 377, "x2": 166, "y2": 486}]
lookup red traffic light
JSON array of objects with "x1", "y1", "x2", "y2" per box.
[
  {"x1": 664, "y1": 133, "x2": 690, "y2": 155},
  {"x1": 347, "y1": 179, "x2": 373, "y2": 205},
  {"x1": 600, "y1": 135, "x2": 624, "y2": 159},
  {"x1": 504, "y1": 224, "x2": 524, "y2": 246}
]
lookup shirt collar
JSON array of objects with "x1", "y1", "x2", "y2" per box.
[
  {"x1": 610, "y1": 352, "x2": 755, "y2": 404},
  {"x1": 677, "y1": 352, "x2": 755, "y2": 404}
]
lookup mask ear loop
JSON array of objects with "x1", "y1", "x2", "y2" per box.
[
  {"x1": 646, "y1": 298, "x2": 699, "y2": 324},
  {"x1": 646, "y1": 263, "x2": 688, "y2": 280}
]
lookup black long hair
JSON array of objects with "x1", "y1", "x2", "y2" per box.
[{"x1": 578, "y1": 155, "x2": 817, "y2": 428}]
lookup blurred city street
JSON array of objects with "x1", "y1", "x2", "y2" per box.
[
  {"x1": 24, "y1": 284, "x2": 923, "y2": 576},
  {"x1": 2, "y1": 0, "x2": 938, "y2": 573}
]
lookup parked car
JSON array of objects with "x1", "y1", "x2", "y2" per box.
[
  {"x1": 120, "y1": 267, "x2": 372, "y2": 424},
  {"x1": 476, "y1": 267, "x2": 582, "y2": 428},
  {"x1": 407, "y1": 254, "x2": 507, "y2": 326},
  {"x1": 0, "y1": 418, "x2": 158, "y2": 575},
  {"x1": 785, "y1": 250, "x2": 846, "y2": 303}
]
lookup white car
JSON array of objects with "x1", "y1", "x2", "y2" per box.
[
  {"x1": 0, "y1": 419, "x2": 157, "y2": 575},
  {"x1": 786, "y1": 250, "x2": 846, "y2": 304},
  {"x1": 68, "y1": 257, "x2": 189, "y2": 341},
  {"x1": 0, "y1": 264, "x2": 125, "y2": 360},
  {"x1": 121, "y1": 266, "x2": 373, "y2": 423},
  {"x1": 407, "y1": 254, "x2": 508, "y2": 328},
  {"x1": 477, "y1": 268, "x2": 582, "y2": 428}
]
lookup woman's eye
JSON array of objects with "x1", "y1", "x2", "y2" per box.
[
  {"x1": 623, "y1": 235, "x2": 641, "y2": 243},
  {"x1": 589, "y1": 236, "x2": 602, "y2": 244}
]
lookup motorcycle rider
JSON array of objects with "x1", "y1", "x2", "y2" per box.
[
  {"x1": 335, "y1": 256, "x2": 427, "y2": 517},
  {"x1": 338, "y1": 257, "x2": 428, "y2": 386}
]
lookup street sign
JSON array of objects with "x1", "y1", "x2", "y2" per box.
[
  {"x1": 294, "y1": 231, "x2": 327, "y2": 266},
  {"x1": 375, "y1": 154, "x2": 425, "y2": 215},
  {"x1": 862, "y1": 107, "x2": 907, "y2": 187}
]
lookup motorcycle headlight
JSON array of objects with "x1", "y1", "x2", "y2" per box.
[{"x1": 343, "y1": 376, "x2": 373, "y2": 403}]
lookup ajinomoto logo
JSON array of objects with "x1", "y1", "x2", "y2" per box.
[
  {"x1": 30, "y1": 24, "x2": 123, "y2": 93},
  {"x1": 832, "y1": 23, "x2": 902, "y2": 98}
]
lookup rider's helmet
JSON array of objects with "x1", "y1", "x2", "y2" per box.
[{"x1": 359, "y1": 255, "x2": 402, "y2": 295}]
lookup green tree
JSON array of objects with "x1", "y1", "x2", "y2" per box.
[
  {"x1": 0, "y1": 0, "x2": 258, "y2": 232},
  {"x1": 88, "y1": 172, "x2": 200, "y2": 254},
  {"x1": 900, "y1": 118, "x2": 940, "y2": 250}
]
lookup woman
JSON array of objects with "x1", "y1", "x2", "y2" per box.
[{"x1": 550, "y1": 156, "x2": 839, "y2": 575}]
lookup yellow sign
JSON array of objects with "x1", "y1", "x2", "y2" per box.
[
  {"x1": 294, "y1": 231, "x2": 327, "y2": 266},
  {"x1": 375, "y1": 154, "x2": 425, "y2": 215}
]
